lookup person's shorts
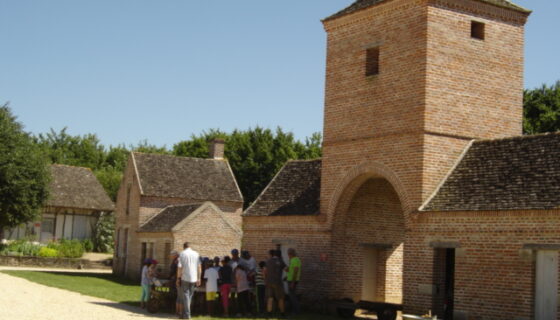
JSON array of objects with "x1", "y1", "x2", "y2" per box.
[
  {"x1": 265, "y1": 283, "x2": 285, "y2": 300},
  {"x1": 206, "y1": 291, "x2": 218, "y2": 301}
]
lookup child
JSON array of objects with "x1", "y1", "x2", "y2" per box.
[
  {"x1": 204, "y1": 258, "x2": 220, "y2": 315},
  {"x1": 235, "y1": 264, "x2": 251, "y2": 316},
  {"x1": 255, "y1": 261, "x2": 266, "y2": 315},
  {"x1": 219, "y1": 256, "x2": 233, "y2": 317},
  {"x1": 140, "y1": 258, "x2": 152, "y2": 309}
]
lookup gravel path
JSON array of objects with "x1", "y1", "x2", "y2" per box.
[{"x1": 0, "y1": 267, "x2": 173, "y2": 320}]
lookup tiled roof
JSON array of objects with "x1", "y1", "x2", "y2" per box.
[
  {"x1": 47, "y1": 165, "x2": 114, "y2": 211},
  {"x1": 138, "y1": 204, "x2": 201, "y2": 232},
  {"x1": 423, "y1": 133, "x2": 560, "y2": 212},
  {"x1": 132, "y1": 153, "x2": 243, "y2": 203},
  {"x1": 244, "y1": 159, "x2": 321, "y2": 217},
  {"x1": 323, "y1": 0, "x2": 530, "y2": 22}
]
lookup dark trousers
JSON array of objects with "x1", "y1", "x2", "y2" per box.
[
  {"x1": 238, "y1": 290, "x2": 250, "y2": 314},
  {"x1": 288, "y1": 282, "x2": 300, "y2": 314},
  {"x1": 256, "y1": 285, "x2": 266, "y2": 313}
]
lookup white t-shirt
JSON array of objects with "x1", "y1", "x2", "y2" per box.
[
  {"x1": 235, "y1": 268, "x2": 249, "y2": 293},
  {"x1": 204, "y1": 267, "x2": 220, "y2": 292},
  {"x1": 178, "y1": 247, "x2": 200, "y2": 283}
]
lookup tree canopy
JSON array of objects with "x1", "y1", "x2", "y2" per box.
[
  {"x1": 0, "y1": 105, "x2": 50, "y2": 236},
  {"x1": 523, "y1": 81, "x2": 560, "y2": 134}
]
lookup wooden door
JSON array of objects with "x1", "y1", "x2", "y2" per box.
[
  {"x1": 535, "y1": 250, "x2": 558, "y2": 320},
  {"x1": 362, "y1": 247, "x2": 379, "y2": 301}
]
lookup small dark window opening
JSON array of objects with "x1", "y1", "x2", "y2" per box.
[
  {"x1": 365, "y1": 47, "x2": 380, "y2": 76},
  {"x1": 471, "y1": 21, "x2": 485, "y2": 40}
]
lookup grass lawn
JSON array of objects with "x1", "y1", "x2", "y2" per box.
[
  {"x1": 1, "y1": 270, "x2": 340, "y2": 320},
  {"x1": 2, "y1": 270, "x2": 139, "y2": 305}
]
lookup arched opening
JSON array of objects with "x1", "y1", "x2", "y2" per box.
[{"x1": 331, "y1": 177, "x2": 405, "y2": 305}]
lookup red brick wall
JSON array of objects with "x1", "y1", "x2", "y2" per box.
[
  {"x1": 172, "y1": 205, "x2": 242, "y2": 260},
  {"x1": 331, "y1": 179, "x2": 405, "y2": 303},
  {"x1": 425, "y1": 1, "x2": 526, "y2": 140},
  {"x1": 406, "y1": 210, "x2": 560, "y2": 320},
  {"x1": 242, "y1": 216, "x2": 332, "y2": 304}
]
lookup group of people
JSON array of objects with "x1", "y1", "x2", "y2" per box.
[{"x1": 141, "y1": 241, "x2": 302, "y2": 320}]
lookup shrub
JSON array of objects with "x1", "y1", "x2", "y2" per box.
[
  {"x1": 38, "y1": 247, "x2": 59, "y2": 257},
  {"x1": 56, "y1": 239, "x2": 84, "y2": 258},
  {"x1": 5, "y1": 239, "x2": 41, "y2": 256},
  {"x1": 92, "y1": 213, "x2": 114, "y2": 253},
  {"x1": 82, "y1": 239, "x2": 94, "y2": 252}
]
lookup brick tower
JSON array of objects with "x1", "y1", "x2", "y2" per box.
[{"x1": 320, "y1": 0, "x2": 531, "y2": 216}]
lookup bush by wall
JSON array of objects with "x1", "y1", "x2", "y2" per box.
[
  {"x1": 47, "y1": 239, "x2": 84, "y2": 258},
  {"x1": 82, "y1": 239, "x2": 94, "y2": 252},
  {"x1": 1, "y1": 239, "x2": 85, "y2": 258},
  {"x1": 38, "y1": 247, "x2": 59, "y2": 257}
]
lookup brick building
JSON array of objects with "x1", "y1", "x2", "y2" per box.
[
  {"x1": 243, "y1": 0, "x2": 560, "y2": 319},
  {"x1": 113, "y1": 140, "x2": 243, "y2": 279},
  {"x1": 3, "y1": 164, "x2": 114, "y2": 242}
]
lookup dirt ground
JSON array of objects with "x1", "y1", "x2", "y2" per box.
[{"x1": 0, "y1": 267, "x2": 170, "y2": 320}]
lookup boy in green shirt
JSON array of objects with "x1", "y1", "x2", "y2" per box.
[{"x1": 286, "y1": 248, "x2": 301, "y2": 315}]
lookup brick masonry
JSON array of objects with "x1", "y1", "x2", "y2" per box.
[
  {"x1": 113, "y1": 156, "x2": 243, "y2": 279},
  {"x1": 244, "y1": 0, "x2": 560, "y2": 319}
]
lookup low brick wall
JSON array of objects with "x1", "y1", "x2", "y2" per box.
[{"x1": 0, "y1": 255, "x2": 110, "y2": 270}]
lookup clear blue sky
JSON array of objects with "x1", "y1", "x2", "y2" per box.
[{"x1": 1, "y1": 0, "x2": 558, "y2": 148}]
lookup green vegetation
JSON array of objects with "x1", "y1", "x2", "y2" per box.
[
  {"x1": 47, "y1": 239, "x2": 85, "y2": 258},
  {"x1": 38, "y1": 247, "x2": 58, "y2": 257},
  {"x1": 92, "y1": 212, "x2": 114, "y2": 253},
  {"x1": 0, "y1": 239, "x2": 41, "y2": 256},
  {"x1": 0, "y1": 239, "x2": 88, "y2": 258},
  {"x1": 1, "y1": 270, "x2": 139, "y2": 305},
  {"x1": 523, "y1": 81, "x2": 560, "y2": 134},
  {"x1": 0, "y1": 104, "x2": 51, "y2": 240}
]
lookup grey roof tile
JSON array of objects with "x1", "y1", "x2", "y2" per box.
[
  {"x1": 47, "y1": 165, "x2": 114, "y2": 211},
  {"x1": 133, "y1": 153, "x2": 242, "y2": 203},
  {"x1": 244, "y1": 159, "x2": 321, "y2": 217},
  {"x1": 139, "y1": 204, "x2": 201, "y2": 232},
  {"x1": 423, "y1": 133, "x2": 560, "y2": 211}
]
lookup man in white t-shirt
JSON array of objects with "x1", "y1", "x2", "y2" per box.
[{"x1": 176, "y1": 242, "x2": 201, "y2": 319}]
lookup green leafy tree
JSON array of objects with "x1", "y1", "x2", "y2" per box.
[
  {"x1": 94, "y1": 166, "x2": 123, "y2": 201},
  {"x1": 132, "y1": 140, "x2": 169, "y2": 155},
  {"x1": 0, "y1": 104, "x2": 50, "y2": 239},
  {"x1": 523, "y1": 81, "x2": 560, "y2": 134},
  {"x1": 35, "y1": 128, "x2": 106, "y2": 170},
  {"x1": 172, "y1": 129, "x2": 226, "y2": 158}
]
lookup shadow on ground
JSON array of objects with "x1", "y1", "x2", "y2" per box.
[{"x1": 89, "y1": 302, "x2": 172, "y2": 318}]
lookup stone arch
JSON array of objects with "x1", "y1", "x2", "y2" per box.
[
  {"x1": 328, "y1": 161, "x2": 409, "y2": 304},
  {"x1": 327, "y1": 160, "x2": 412, "y2": 228}
]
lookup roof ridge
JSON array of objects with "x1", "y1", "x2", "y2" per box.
[
  {"x1": 474, "y1": 132, "x2": 560, "y2": 144},
  {"x1": 323, "y1": 0, "x2": 530, "y2": 22},
  {"x1": 286, "y1": 158, "x2": 322, "y2": 163},
  {"x1": 132, "y1": 151, "x2": 225, "y2": 162},
  {"x1": 51, "y1": 163, "x2": 93, "y2": 171}
]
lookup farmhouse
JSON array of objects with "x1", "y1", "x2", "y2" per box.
[
  {"x1": 113, "y1": 140, "x2": 243, "y2": 279},
  {"x1": 244, "y1": 0, "x2": 560, "y2": 319},
  {"x1": 3, "y1": 164, "x2": 114, "y2": 242}
]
